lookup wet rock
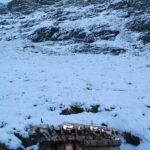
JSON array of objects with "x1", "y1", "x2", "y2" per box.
[
  {"x1": 0, "y1": 20, "x2": 10, "y2": 25},
  {"x1": 59, "y1": 29, "x2": 95, "y2": 43},
  {"x1": 16, "y1": 147, "x2": 24, "y2": 150},
  {"x1": 37, "y1": 0, "x2": 61, "y2": 5},
  {"x1": 126, "y1": 16, "x2": 150, "y2": 45},
  {"x1": 62, "y1": 0, "x2": 107, "y2": 7},
  {"x1": 52, "y1": 9, "x2": 64, "y2": 20},
  {"x1": 21, "y1": 20, "x2": 36, "y2": 28},
  {"x1": 109, "y1": 1, "x2": 136, "y2": 10},
  {"x1": 101, "y1": 123, "x2": 108, "y2": 127},
  {"x1": 73, "y1": 44, "x2": 126, "y2": 55},
  {"x1": 23, "y1": 45, "x2": 35, "y2": 49},
  {"x1": 0, "y1": 121, "x2": 7, "y2": 128},
  {"x1": 123, "y1": 132, "x2": 140, "y2": 146},
  {"x1": 60, "y1": 103, "x2": 84, "y2": 115},
  {"x1": 86, "y1": 105, "x2": 100, "y2": 113},
  {"x1": 0, "y1": 4, "x2": 8, "y2": 14},
  {"x1": 93, "y1": 30, "x2": 119, "y2": 40},
  {"x1": 58, "y1": 29, "x2": 86, "y2": 41},
  {"x1": 60, "y1": 103, "x2": 101, "y2": 115},
  {"x1": 73, "y1": 45, "x2": 101, "y2": 54},
  {"x1": 31, "y1": 27, "x2": 95, "y2": 43},
  {"x1": 126, "y1": 16, "x2": 150, "y2": 32},
  {"x1": 146, "y1": 105, "x2": 150, "y2": 108},
  {"x1": 85, "y1": 83, "x2": 93, "y2": 90},
  {"x1": 48, "y1": 106, "x2": 56, "y2": 111},
  {"x1": 140, "y1": 33, "x2": 150, "y2": 44},
  {"x1": 7, "y1": 0, "x2": 61, "y2": 14},
  {"x1": 61, "y1": 106, "x2": 84, "y2": 115},
  {"x1": 7, "y1": 0, "x2": 39, "y2": 14},
  {"x1": 0, "y1": 143, "x2": 8, "y2": 150},
  {"x1": 31, "y1": 27, "x2": 59, "y2": 42},
  {"x1": 57, "y1": 28, "x2": 94, "y2": 43},
  {"x1": 112, "y1": 114, "x2": 118, "y2": 117},
  {"x1": 110, "y1": 48, "x2": 126, "y2": 55},
  {"x1": 105, "y1": 106, "x2": 115, "y2": 112},
  {"x1": 109, "y1": 0, "x2": 150, "y2": 18},
  {"x1": 30, "y1": 24, "x2": 119, "y2": 44},
  {"x1": 109, "y1": 0, "x2": 150, "y2": 11}
]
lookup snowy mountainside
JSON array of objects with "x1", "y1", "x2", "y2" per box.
[{"x1": 0, "y1": 0, "x2": 150, "y2": 150}]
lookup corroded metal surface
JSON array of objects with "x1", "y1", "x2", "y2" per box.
[{"x1": 27, "y1": 123, "x2": 121, "y2": 150}]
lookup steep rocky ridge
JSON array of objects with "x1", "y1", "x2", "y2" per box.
[{"x1": 0, "y1": 0, "x2": 149, "y2": 56}]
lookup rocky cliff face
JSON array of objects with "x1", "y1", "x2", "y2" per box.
[
  {"x1": 7, "y1": 0, "x2": 62, "y2": 14},
  {"x1": 0, "y1": 0, "x2": 149, "y2": 56}
]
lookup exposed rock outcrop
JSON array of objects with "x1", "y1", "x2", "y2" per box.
[
  {"x1": 123, "y1": 132, "x2": 141, "y2": 146},
  {"x1": 0, "y1": 3, "x2": 8, "y2": 14},
  {"x1": 126, "y1": 16, "x2": 150, "y2": 32},
  {"x1": 7, "y1": 0, "x2": 61, "y2": 14},
  {"x1": 140, "y1": 33, "x2": 150, "y2": 44},
  {"x1": 0, "y1": 143, "x2": 8, "y2": 150},
  {"x1": 30, "y1": 25, "x2": 119, "y2": 44},
  {"x1": 7, "y1": 0, "x2": 39, "y2": 14},
  {"x1": 73, "y1": 45, "x2": 126, "y2": 55},
  {"x1": 30, "y1": 26, "x2": 59, "y2": 42}
]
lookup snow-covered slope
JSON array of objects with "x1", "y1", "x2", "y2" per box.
[
  {"x1": 0, "y1": 0, "x2": 11, "y2": 4},
  {"x1": 0, "y1": 0, "x2": 150, "y2": 149}
]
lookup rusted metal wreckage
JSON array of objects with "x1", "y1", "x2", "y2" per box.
[{"x1": 28, "y1": 123, "x2": 121, "y2": 150}]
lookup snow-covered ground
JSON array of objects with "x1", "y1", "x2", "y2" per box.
[
  {"x1": 1, "y1": 41, "x2": 150, "y2": 150},
  {"x1": 0, "y1": 0, "x2": 150, "y2": 149},
  {"x1": 0, "y1": 0, "x2": 11, "y2": 4}
]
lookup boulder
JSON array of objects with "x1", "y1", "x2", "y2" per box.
[
  {"x1": 0, "y1": 143, "x2": 7, "y2": 150},
  {"x1": 86, "y1": 105, "x2": 100, "y2": 113},
  {"x1": 60, "y1": 103, "x2": 84, "y2": 115},
  {"x1": 93, "y1": 30, "x2": 119, "y2": 40},
  {"x1": 123, "y1": 132, "x2": 140, "y2": 146},
  {"x1": 31, "y1": 26, "x2": 59, "y2": 42},
  {"x1": 139, "y1": 33, "x2": 150, "y2": 44}
]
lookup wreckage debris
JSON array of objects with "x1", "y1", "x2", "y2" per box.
[{"x1": 27, "y1": 123, "x2": 121, "y2": 150}]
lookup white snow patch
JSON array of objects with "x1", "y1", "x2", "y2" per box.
[{"x1": 0, "y1": 0, "x2": 11, "y2": 4}]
